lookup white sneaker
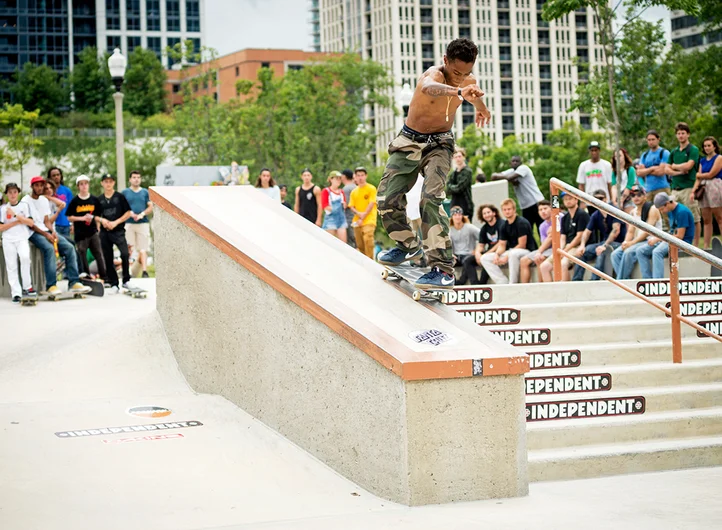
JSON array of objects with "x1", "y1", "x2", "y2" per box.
[
  {"x1": 122, "y1": 282, "x2": 132, "y2": 290},
  {"x1": 108, "y1": 286, "x2": 120, "y2": 295}
]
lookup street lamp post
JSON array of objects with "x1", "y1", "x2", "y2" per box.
[
  {"x1": 399, "y1": 82, "x2": 414, "y2": 119},
  {"x1": 108, "y1": 48, "x2": 128, "y2": 191}
]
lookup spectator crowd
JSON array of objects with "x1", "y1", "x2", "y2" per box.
[
  {"x1": 447, "y1": 122, "x2": 720, "y2": 285},
  {"x1": 3, "y1": 121, "x2": 718, "y2": 303},
  {"x1": 1, "y1": 168, "x2": 153, "y2": 303}
]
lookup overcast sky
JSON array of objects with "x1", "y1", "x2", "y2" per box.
[
  {"x1": 205, "y1": 0, "x2": 312, "y2": 55},
  {"x1": 204, "y1": 1, "x2": 670, "y2": 57}
]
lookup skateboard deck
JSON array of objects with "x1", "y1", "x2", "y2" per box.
[
  {"x1": 20, "y1": 295, "x2": 38, "y2": 306},
  {"x1": 124, "y1": 286, "x2": 148, "y2": 299},
  {"x1": 711, "y1": 238, "x2": 722, "y2": 278},
  {"x1": 42, "y1": 291, "x2": 87, "y2": 302},
  {"x1": 380, "y1": 264, "x2": 449, "y2": 302},
  {"x1": 79, "y1": 277, "x2": 105, "y2": 297}
]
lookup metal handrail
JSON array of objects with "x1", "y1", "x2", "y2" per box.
[
  {"x1": 550, "y1": 178, "x2": 722, "y2": 271},
  {"x1": 549, "y1": 178, "x2": 722, "y2": 363}
]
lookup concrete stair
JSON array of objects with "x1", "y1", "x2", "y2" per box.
[{"x1": 454, "y1": 278, "x2": 722, "y2": 481}]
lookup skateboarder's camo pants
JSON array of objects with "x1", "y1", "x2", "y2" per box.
[{"x1": 377, "y1": 128, "x2": 455, "y2": 274}]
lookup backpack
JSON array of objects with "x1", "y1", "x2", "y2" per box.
[{"x1": 642, "y1": 146, "x2": 669, "y2": 168}]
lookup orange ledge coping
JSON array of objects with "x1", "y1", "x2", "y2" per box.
[{"x1": 150, "y1": 187, "x2": 529, "y2": 381}]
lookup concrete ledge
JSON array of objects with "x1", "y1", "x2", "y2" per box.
[{"x1": 151, "y1": 186, "x2": 528, "y2": 505}]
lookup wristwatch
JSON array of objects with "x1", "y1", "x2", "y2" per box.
[{"x1": 458, "y1": 87, "x2": 463, "y2": 101}]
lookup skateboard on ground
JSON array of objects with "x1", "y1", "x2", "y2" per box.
[
  {"x1": 42, "y1": 291, "x2": 87, "y2": 302},
  {"x1": 711, "y1": 238, "x2": 722, "y2": 277},
  {"x1": 20, "y1": 294, "x2": 38, "y2": 306},
  {"x1": 124, "y1": 285, "x2": 148, "y2": 299},
  {"x1": 380, "y1": 263, "x2": 448, "y2": 302},
  {"x1": 79, "y1": 277, "x2": 105, "y2": 297}
]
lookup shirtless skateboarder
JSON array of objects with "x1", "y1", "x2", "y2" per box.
[{"x1": 376, "y1": 38, "x2": 490, "y2": 290}]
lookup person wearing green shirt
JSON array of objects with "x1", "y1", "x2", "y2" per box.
[
  {"x1": 611, "y1": 147, "x2": 637, "y2": 213},
  {"x1": 666, "y1": 122, "x2": 701, "y2": 247}
]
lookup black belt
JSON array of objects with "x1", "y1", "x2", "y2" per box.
[{"x1": 400, "y1": 125, "x2": 454, "y2": 144}]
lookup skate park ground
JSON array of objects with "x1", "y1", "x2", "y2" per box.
[{"x1": 2, "y1": 278, "x2": 722, "y2": 530}]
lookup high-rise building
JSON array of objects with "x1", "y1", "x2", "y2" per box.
[
  {"x1": 98, "y1": 0, "x2": 204, "y2": 67},
  {"x1": 313, "y1": 0, "x2": 603, "y2": 153},
  {"x1": 670, "y1": 11, "x2": 721, "y2": 52},
  {"x1": 0, "y1": 0, "x2": 204, "y2": 89}
]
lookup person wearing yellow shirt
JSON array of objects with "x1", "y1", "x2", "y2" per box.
[{"x1": 348, "y1": 167, "x2": 377, "y2": 259}]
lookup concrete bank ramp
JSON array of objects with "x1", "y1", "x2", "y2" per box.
[{"x1": 150, "y1": 186, "x2": 529, "y2": 505}]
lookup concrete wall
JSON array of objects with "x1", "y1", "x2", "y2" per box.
[{"x1": 153, "y1": 207, "x2": 528, "y2": 505}]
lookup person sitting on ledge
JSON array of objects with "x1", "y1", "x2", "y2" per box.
[
  {"x1": 636, "y1": 192, "x2": 695, "y2": 279},
  {"x1": 611, "y1": 185, "x2": 662, "y2": 280},
  {"x1": 572, "y1": 190, "x2": 627, "y2": 281}
]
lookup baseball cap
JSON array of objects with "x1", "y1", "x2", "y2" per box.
[
  {"x1": 76, "y1": 174, "x2": 90, "y2": 184},
  {"x1": 588, "y1": 141, "x2": 600, "y2": 150},
  {"x1": 101, "y1": 173, "x2": 115, "y2": 181},
  {"x1": 653, "y1": 192, "x2": 671, "y2": 209},
  {"x1": 354, "y1": 166, "x2": 367, "y2": 173},
  {"x1": 630, "y1": 184, "x2": 646, "y2": 195},
  {"x1": 327, "y1": 170, "x2": 343, "y2": 179},
  {"x1": 450, "y1": 205, "x2": 464, "y2": 214},
  {"x1": 4, "y1": 182, "x2": 20, "y2": 193},
  {"x1": 30, "y1": 176, "x2": 46, "y2": 186}
]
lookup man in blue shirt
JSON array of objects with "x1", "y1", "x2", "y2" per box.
[
  {"x1": 636, "y1": 192, "x2": 695, "y2": 278},
  {"x1": 635, "y1": 130, "x2": 670, "y2": 203},
  {"x1": 572, "y1": 190, "x2": 627, "y2": 281},
  {"x1": 47, "y1": 167, "x2": 74, "y2": 241},
  {"x1": 121, "y1": 170, "x2": 153, "y2": 278}
]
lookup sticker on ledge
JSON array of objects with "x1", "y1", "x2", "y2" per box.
[
  {"x1": 409, "y1": 329, "x2": 456, "y2": 347},
  {"x1": 529, "y1": 350, "x2": 581, "y2": 370},
  {"x1": 442, "y1": 287, "x2": 493, "y2": 306},
  {"x1": 697, "y1": 320, "x2": 722, "y2": 337},
  {"x1": 490, "y1": 328, "x2": 551, "y2": 346},
  {"x1": 55, "y1": 420, "x2": 203, "y2": 438},
  {"x1": 636, "y1": 279, "x2": 722, "y2": 297},
  {"x1": 526, "y1": 396, "x2": 645, "y2": 422},
  {"x1": 102, "y1": 433, "x2": 184, "y2": 445},
  {"x1": 458, "y1": 308, "x2": 521, "y2": 326},
  {"x1": 127, "y1": 406, "x2": 172, "y2": 418}
]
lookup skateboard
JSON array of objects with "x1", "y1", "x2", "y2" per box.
[
  {"x1": 79, "y1": 277, "x2": 105, "y2": 297},
  {"x1": 380, "y1": 264, "x2": 448, "y2": 302},
  {"x1": 711, "y1": 238, "x2": 722, "y2": 278},
  {"x1": 124, "y1": 286, "x2": 148, "y2": 299},
  {"x1": 42, "y1": 291, "x2": 87, "y2": 302},
  {"x1": 20, "y1": 294, "x2": 38, "y2": 306}
]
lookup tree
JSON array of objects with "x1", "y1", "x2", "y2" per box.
[
  {"x1": 123, "y1": 48, "x2": 167, "y2": 117},
  {"x1": 11, "y1": 63, "x2": 69, "y2": 115},
  {"x1": 0, "y1": 104, "x2": 43, "y2": 189},
  {"x1": 71, "y1": 47, "x2": 113, "y2": 113},
  {"x1": 542, "y1": 0, "x2": 700, "y2": 151},
  {"x1": 170, "y1": 51, "x2": 394, "y2": 187}
]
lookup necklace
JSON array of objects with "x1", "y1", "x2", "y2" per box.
[{"x1": 445, "y1": 84, "x2": 462, "y2": 122}]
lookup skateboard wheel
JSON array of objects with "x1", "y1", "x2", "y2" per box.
[
  {"x1": 381, "y1": 269, "x2": 389, "y2": 280},
  {"x1": 412, "y1": 290, "x2": 421, "y2": 302}
]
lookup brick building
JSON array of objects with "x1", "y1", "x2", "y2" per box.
[{"x1": 166, "y1": 48, "x2": 336, "y2": 106}]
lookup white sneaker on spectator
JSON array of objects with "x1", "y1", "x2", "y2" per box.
[
  {"x1": 122, "y1": 282, "x2": 132, "y2": 291},
  {"x1": 108, "y1": 286, "x2": 120, "y2": 295}
]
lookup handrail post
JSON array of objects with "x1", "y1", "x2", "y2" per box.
[
  {"x1": 550, "y1": 182, "x2": 562, "y2": 282},
  {"x1": 669, "y1": 245, "x2": 683, "y2": 363}
]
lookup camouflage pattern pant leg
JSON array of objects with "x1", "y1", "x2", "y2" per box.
[
  {"x1": 419, "y1": 137, "x2": 455, "y2": 274},
  {"x1": 377, "y1": 133, "x2": 454, "y2": 273},
  {"x1": 377, "y1": 134, "x2": 424, "y2": 252}
]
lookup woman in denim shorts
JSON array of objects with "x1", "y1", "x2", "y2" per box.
[{"x1": 321, "y1": 171, "x2": 348, "y2": 242}]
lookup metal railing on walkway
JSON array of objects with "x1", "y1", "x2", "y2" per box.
[{"x1": 549, "y1": 177, "x2": 722, "y2": 363}]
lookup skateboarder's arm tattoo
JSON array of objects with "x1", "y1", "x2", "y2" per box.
[{"x1": 421, "y1": 70, "x2": 457, "y2": 97}]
